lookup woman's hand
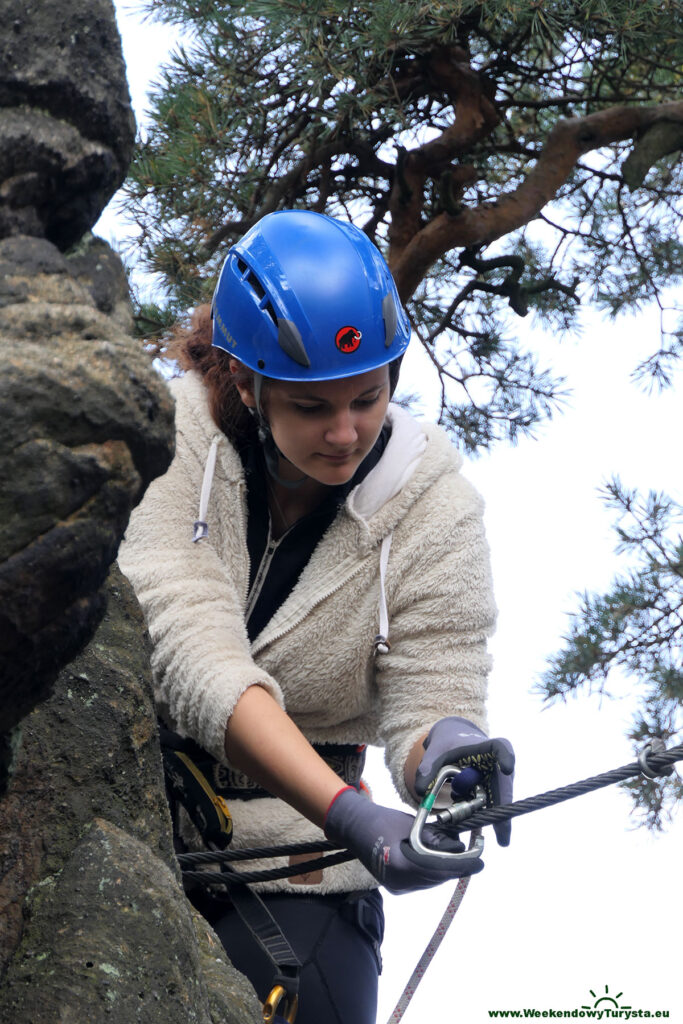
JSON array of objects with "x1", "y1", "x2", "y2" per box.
[
  {"x1": 324, "y1": 786, "x2": 483, "y2": 894},
  {"x1": 413, "y1": 717, "x2": 515, "y2": 846}
]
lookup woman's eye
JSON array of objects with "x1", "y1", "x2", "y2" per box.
[
  {"x1": 354, "y1": 394, "x2": 380, "y2": 408},
  {"x1": 293, "y1": 393, "x2": 380, "y2": 414},
  {"x1": 294, "y1": 404, "x2": 322, "y2": 414}
]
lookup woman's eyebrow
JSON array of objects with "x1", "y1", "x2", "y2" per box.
[{"x1": 286, "y1": 385, "x2": 382, "y2": 401}]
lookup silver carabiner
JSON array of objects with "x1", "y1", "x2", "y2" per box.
[
  {"x1": 409, "y1": 765, "x2": 486, "y2": 865},
  {"x1": 637, "y1": 737, "x2": 673, "y2": 779}
]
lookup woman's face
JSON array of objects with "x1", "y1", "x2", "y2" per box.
[{"x1": 231, "y1": 361, "x2": 391, "y2": 486}]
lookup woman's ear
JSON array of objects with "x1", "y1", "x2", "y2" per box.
[{"x1": 228, "y1": 358, "x2": 257, "y2": 409}]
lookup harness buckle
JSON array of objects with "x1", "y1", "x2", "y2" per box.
[
  {"x1": 409, "y1": 765, "x2": 485, "y2": 865},
  {"x1": 263, "y1": 984, "x2": 299, "y2": 1023}
]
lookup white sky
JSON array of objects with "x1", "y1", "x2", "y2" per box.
[{"x1": 97, "y1": 5, "x2": 682, "y2": 1021}]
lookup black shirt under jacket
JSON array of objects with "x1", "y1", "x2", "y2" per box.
[{"x1": 240, "y1": 426, "x2": 391, "y2": 644}]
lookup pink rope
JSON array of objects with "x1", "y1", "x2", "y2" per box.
[{"x1": 386, "y1": 831, "x2": 481, "y2": 1023}]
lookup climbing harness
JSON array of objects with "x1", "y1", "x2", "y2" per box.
[
  {"x1": 159, "y1": 724, "x2": 366, "y2": 1022},
  {"x1": 170, "y1": 739, "x2": 682, "y2": 1023},
  {"x1": 161, "y1": 729, "x2": 233, "y2": 849},
  {"x1": 228, "y1": 884, "x2": 301, "y2": 1024}
]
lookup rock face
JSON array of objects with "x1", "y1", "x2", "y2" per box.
[
  {"x1": 0, "y1": 0, "x2": 175, "y2": 767},
  {"x1": 0, "y1": 3, "x2": 261, "y2": 1020},
  {"x1": 0, "y1": 567, "x2": 262, "y2": 1024},
  {"x1": 0, "y1": 233, "x2": 175, "y2": 760},
  {"x1": 0, "y1": 0, "x2": 136, "y2": 249}
]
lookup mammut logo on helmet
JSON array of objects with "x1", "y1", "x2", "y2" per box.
[
  {"x1": 335, "y1": 326, "x2": 362, "y2": 354},
  {"x1": 213, "y1": 307, "x2": 238, "y2": 350}
]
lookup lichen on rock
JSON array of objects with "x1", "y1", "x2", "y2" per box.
[{"x1": 0, "y1": 819, "x2": 261, "y2": 1024}]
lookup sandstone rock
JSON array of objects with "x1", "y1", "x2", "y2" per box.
[
  {"x1": 0, "y1": 4, "x2": 261, "y2": 1021},
  {"x1": 0, "y1": 0, "x2": 136, "y2": 248},
  {"x1": 0, "y1": 237, "x2": 174, "y2": 750},
  {"x1": 0, "y1": 819, "x2": 261, "y2": 1024},
  {"x1": 0, "y1": 567, "x2": 261, "y2": 1024},
  {"x1": 0, "y1": 3, "x2": 171, "y2": 742},
  {"x1": 192, "y1": 912, "x2": 266, "y2": 1024},
  {"x1": 68, "y1": 233, "x2": 136, "y2": 335},
  {"x1": 0, "y1": 566, "x2": 175, "y2": 968}
]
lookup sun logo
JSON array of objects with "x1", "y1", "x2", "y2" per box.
[{"x1": 582, "y1": 985, "x2": 631, "y2": 1011}]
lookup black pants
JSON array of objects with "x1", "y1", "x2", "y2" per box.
[{"x1": 194, "y1": 889, "x2": 384, "y2": 1024}]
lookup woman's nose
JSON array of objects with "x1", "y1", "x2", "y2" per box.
[{"x1": 324, "y1": 408, "x2": 358, "y2": 447}]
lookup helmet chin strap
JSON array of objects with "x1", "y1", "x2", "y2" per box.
[{"x1": 252, "y1": 373, "x2": 309, "y2": 490}]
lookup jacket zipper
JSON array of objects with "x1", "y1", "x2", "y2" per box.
[
  {"x1": 244, "y1": 518, "x2": 294, "y2": 622},
  {"x1": 237, "y1": 480, "x2": 250, "y2": 609}
]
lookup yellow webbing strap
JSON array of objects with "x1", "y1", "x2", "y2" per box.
[{"x1": 174, "y1": 751, "x2": 233, "y2": 841}]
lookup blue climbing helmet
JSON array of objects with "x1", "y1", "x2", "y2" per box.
[{"x1": 211, "y1": 210, "x2": 411, "y2": 380}]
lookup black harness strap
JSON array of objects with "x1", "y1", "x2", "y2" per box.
[
  {"x1": 226, "y1": 881, "x2": 301, "y2": 1022},
  {"x1": 157, "y1": 720, "x2": 330, "y2": 1023},
  {"x1": 228, "y1": 884, "x2": 301, "y2": 970},
  {"x1": 158, "y1": 719, "x2": 365, "y2": 802}
]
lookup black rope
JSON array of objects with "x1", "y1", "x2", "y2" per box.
[
  {"x1": 182, "y1": 849, "x2": 354, "y2": 887},
  {"x1": 177, "y1": 839, "x2": 338, "y2": 867},
  {"x1": 179, "y1": 742, "x2": 682, "y2": 887},
  {"x1": 448, "y1": 742, "x2": 683, "y2": 833}
]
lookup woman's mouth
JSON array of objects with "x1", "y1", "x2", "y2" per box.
[{"x1": 318, "y1": 451, "x2": 356, "y2": 463}]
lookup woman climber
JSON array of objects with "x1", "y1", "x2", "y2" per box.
[{"x1": 119, "y1": 209, "x2": 514, "y2": 1024}]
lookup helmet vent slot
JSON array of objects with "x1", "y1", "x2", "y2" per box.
[
  {"x1": 248, "y1": 272, "x2": 266, "y2": 301},
  {"x1": 239, "y1": 261, "x2": 278, "y2": 326},
  {"x1": 263, "y1": 301, "x2": 278, "y2": 326},
  {"x1": 278, "y1": 319, "x2": 311, "y2": 368}
]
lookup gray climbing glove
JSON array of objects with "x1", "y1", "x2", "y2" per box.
[
  {"x1": 414, "y1": 717, "x2": 515, "y2": 847},
  {"x1": 324, "y1": 786, "x2": 484, "y2": 895}
]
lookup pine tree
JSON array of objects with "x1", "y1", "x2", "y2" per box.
[
  {"x1": 122, "y1": 1, "x2": 683, "y2": 823},
  {"x1": 125, "y1": 0, "x2": 683, "y2": 449},
  {"x1": 539, "y1": 480, "x2": 682, "y2": 829}
]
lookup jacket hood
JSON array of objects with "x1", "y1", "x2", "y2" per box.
[{"x1": 345, "y1": 403, "x2": 463, "y2": 545}]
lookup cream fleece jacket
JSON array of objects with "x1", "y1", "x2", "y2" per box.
[{"x1": 118, "y1": 371, "x2": 497, "y2": 894}]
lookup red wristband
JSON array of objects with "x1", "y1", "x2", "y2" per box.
[{"x1": 324, "y1": 785, "x2": 355, "y2": 823}]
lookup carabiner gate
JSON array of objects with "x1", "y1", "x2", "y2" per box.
[
  {"x1": 409, "y1": 765, "x2": 486, "y2": 865},
  {"x1": 263, "y1": 984, "x2": 299, "y2": 1024}
]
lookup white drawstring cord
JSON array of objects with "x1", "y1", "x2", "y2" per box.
[
  {"x1": 193, "y1": 443, "x2": 394, "y2": 657},
  {"x1": 193, "y1": 436, "x2": 219, "y2": 542},
  {"x1": 374, "y1": 532, "x2": 393, "y2": 654}
]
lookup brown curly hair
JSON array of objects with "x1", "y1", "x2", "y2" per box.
[{"x1": 166, "y1": 304, "x2": 259, "y2": 446}]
